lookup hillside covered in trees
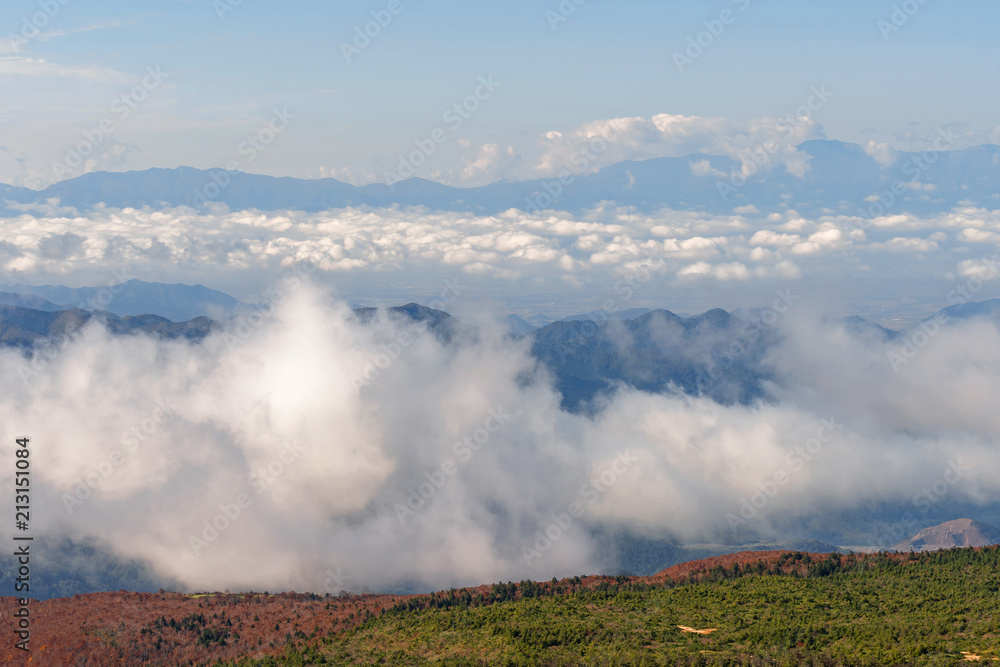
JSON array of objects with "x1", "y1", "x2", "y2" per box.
[
  {"x1": 228, "y1": 547, "x2": 1000, "y2": 667},
  {"x1": 4, "y1": 548, "x2": 999, "y2": 666}
]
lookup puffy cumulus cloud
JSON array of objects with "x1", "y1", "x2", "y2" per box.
[
  {"x1": 689, "y1": 159, "x2": 726, "y2": 179},
  {"x1": 863, "y1": 140, "x2": 898, "y2": 168},
  {"x1": 750, "y1": 230, "x2": 801, "y2": 247},
  {"x1": 867, "y1": 237, "x2": 940, "y2": 253},
  {"x1": 0, "y1": 207, "x2": 756, "y2": 285},
  {"x1": 958, "y1": 228, "x2": 1000, "y2": 245},
  {"x1": 861, "y1": 207, "x2": 1000, "y2": 236},
  {"x1": 676, "y1": 260, "x2": 754, "y2": 282},
  {"x1": 662, "y1": 236, "x2": 726, "y2": 260},
  {"x1": 789, "y1": 226, "x2": 851, "y2": 257},
  {"x1": 524, "y1": 113, "x2": 823, "y2": 183},
  {"x1": 2, "y1": 204, "x2": 998, "y2": 291},
  {"x1": 2, "y1": 285, "x2": 1000, "y2": 593},
  {"x1": 456, "y1": 143, "x2": 522, "y2": 185},
  {"x1": 429, "y1": 113, "x2": 825, "y2": 187}
]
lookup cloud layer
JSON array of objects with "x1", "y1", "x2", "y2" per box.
[
  {"x1": 2, "y1": 285, "x2": 1000, "y2": 594},
  {"x1": 3, "y1": 204, "x2": 1000, "y2": 310}
]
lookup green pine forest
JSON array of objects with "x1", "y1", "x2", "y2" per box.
[{"x1": 227, "y1": 547, "x2": 1000, "y2": 666}]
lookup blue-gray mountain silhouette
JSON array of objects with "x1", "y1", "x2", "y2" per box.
[{"x1": 3, "y1": 141, "x2": 998, "y2": 216}]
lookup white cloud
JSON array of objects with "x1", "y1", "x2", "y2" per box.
[
  {"x1": 689, "y1": 159, "x2": 726, "y2": 178},
  {"x1": 4, "y1": 291, "x2": 1000, "y2": 592},
  {"x1": 417, "y1": 112, "x2": 826, "y2": 187},
  {"x1": 677, "y1": 261, "x2": 751, "y2": 281},
  {"x1": 868, "y1": 237, "x2": 940, "y2": 253},
  {"x1": 751, "y1": 230, "x2": 801, "y2": 247},
  {"x1": 36, "y1": 20, "x2": 133, "y2": 42},
  {"x1": 528, "y1": 113, "x2": 822, "y2": 183},
  {"x1": 457, "y1": 143, "x2": 521, "y2": 184},
  {"x1": 958, "y1": 228, "x2": 1000, "y2": 244},
  {"x1": 0, "y1": 56, "x2": 133, "y2": 83},
  {"x1": 863, "y1": 140, "x2": 897, "y2": 168},
  {"x1": 3, "y1": 204, "x2": 1000, "y2": 292}
]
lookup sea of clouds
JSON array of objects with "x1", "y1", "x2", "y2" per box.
[
  {"x1": 2, "y1": 274, "x2": 1000, "y2": 593},
  {"x1": 3, "y1": 203, "x2": 999, "y2": 294}
]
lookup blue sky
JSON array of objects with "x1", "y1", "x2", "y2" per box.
[{"x1": 2, "y1": 0, "x2": 999, "y2": 188}]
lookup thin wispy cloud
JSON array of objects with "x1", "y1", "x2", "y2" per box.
[
  {"x1": 0, "y1": 56, "x2": 133, "y2": 84},
  {"x1": 36, "y1": 19, "x2": 134, "y2": 42}
]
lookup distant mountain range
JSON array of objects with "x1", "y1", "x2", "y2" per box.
[
  {"x1": 530, "y1": 307, "x2": 777, "y2": 411},
  {"x1": 0, "y1": 291, "x2": 71, "y2": 311},
  {"x1": 0, "y1": 304, "x2": 216, "y2": 349},
  {"x1": 0, "y1": 535, "x2": 177, "y2": 600},
  {"x1": 8, "y1": 278, "x2": 1000, "y2": 414},
  {"x1": 3, "y1": 140, "x2": 999, "y2": 216},
  {"x1": 1, "y1": 279, "x2": 241, "y2": 322},
  {"x1": 892, "y1": 518, "x2": 1000, "y2": 552},
  {"x1": 6, "y1": 286, "x2": 1000, "y2": 600}
]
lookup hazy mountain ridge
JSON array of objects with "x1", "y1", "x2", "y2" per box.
[
  {"x1": 0, "y1": 535, "x2": 178, "y2": 600},
  {"x1": 3, "y1": 141, "x2": 999, "y2": 216},
  {"x1": 0, "y1": 291, "x2": 70, "y2": 311},
  {"x1": 6, "y1": 288, "x2": 1000, "y2": 601},
  {"x1": 529, "y1": 308, "x2": 779, "y2": 411},
  {"x1": 0, "y1": 304, "x2": 218, "y2": 349},
  {"x1": 7, "y1": 282, "x2": 1000, "y2": 415},
  {"x1": 2, "y1": 279, "x2": 241, "y2": 322}
]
